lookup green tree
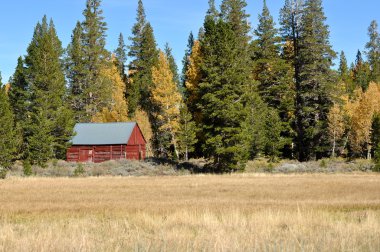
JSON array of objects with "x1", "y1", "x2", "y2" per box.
[
  {"x1": 353, "y1": 50, "x2": 371, "y2": 91},
  {"x1": 177, "y1": 104, "x2": 198, "y2": 161},
  {"x1": 8, "y1": 57, "x2": 29, "y2": 158},
  {"x1": 164, "y1": 43, "x2": 180, "y2": 89},
  {"x1": 127, "y1": 1, "x2": 159, "y2": 116},
  {"x1": 181, "y1": 31, "x2": 194, "y2": 94},
  {"x1": 199, "y1": 16, "x2": 249, "y2": 172},
  {"x1": 66, "y1": 21, "x2": 86, "y2": 122},
  {"x1": 0, "y1": 76, "x2": 20, "y2": 168},
  {"x1": 252, "y1": 0, "x2": 294, "y2": 158},
  {"x1": 81, "y1": 0, "x2": 110, "y2": 120},
  {"x1": 338, "y1": 51, "x2": 354, "y2": 94},
  {"x1": 114, "y1": 33, "x2": 128, "y2": 83},
  {"x1": 365, "y1": 20, "x2": 380, "y2": 83},
  {"x1": 292, "y1": 0, "x2": 336, "y2": 161},
  {"x1": 25, "y1": 16, "x2": 74, "y2": 165}
]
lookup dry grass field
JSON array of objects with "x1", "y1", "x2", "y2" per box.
[{"x1": 1, "y1": 174, "x2": 380, "y2": 251}]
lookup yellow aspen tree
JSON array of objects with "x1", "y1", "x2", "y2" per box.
[
  {"x1": 133, "y1": 108, "x2": 153, "y2": 156},
  {"x1": 92, "y1": 58, "x2": 130, "y2": 123},
  {"x1": 185, "y1": 40, "x2": 202, "y2": 122},
  {"x1": 328, "y1": 103, "x2": 346, "y2": 158},
  {"x1": 349, "y1": 83, "x2": 380, "y2": 158},
  {"x1": 152, "y1": 51, "x2": 182, "y2": 155}
]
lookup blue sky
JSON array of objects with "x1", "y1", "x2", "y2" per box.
[{"x1": 0, "y1": 0, "x2": 379, "y2": 82}]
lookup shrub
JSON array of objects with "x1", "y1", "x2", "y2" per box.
[
  {"x1": 23, "y1": 160, "x2": 33, "y2": 176},
  {"x1": 0, "y1": 167, "x2": 7, "y2": 179},
  {"x1": 74, "y1": 163, "x2": 85, "y2": 177}
]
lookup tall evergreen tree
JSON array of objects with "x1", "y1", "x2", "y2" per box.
[
  {"x1": 295, "y1": 0, "x2": 336, "y2": 160},
  {"x1": 353, "y1": 50, "x2": 371, "y2": 91},
  {"x1": 365, "y1": 20, "x2": 380, "y2": 83},
  {"x1": 127, "y1": 0, "x2": 158, "y2": 116},
  {"x1": 25, "y1": 16, "x2": 74, "y2": 165},
  {"x1": 164, "y1": 43, "x2": 180, "y2": 88},
  {"x1": 338, "y1": 51, "x2": 354, "y2": 94},
  {"x1": 199, "y1": 15, "x2": 250, "y2": 171},
  {"x1": 81, "y1": 0, "x2": 110, "y2": 120},
  {"x1": 114, "y1": 33, "x2": 128, "y2": 82},
  {"x1": 252, "y1": 0, "x2": 294, "y2": 158},
  {"x1": 66, "y1": 21, "x2": 86, "y2": 122},
  {"x1": 181, "y1": 31, "x2": 194, "y2": 93},
  {"x1": 8, "y1": 57, "x2": 29, "y2": 158},
  {"x1": 177, "y1": 104, "x2": 198, "y2": 161},
  {"x1": 0, "y1": 76, "x2": 20, "y2": 168}
]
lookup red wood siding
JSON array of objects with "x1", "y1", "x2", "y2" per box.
[{"x1": 66, "y1": 125, "x2": 147, "y2": 163}]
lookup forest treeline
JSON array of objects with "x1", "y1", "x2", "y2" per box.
[{"x1": 0, "y1": 0, "x2": 380, "y2": 172}]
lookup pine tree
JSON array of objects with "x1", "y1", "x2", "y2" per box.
[
  {"x1": 164, "y1": 43, "x2": 180, "y2": 89},
  {"x1": 338, "y1": 51, "x2": 354, "y2": 94},
  {"x1": 151, "y1": 51, "x2": 182, "y2": 157},
  {"x1": 81, "y1": 0, "x2": 110, "y2": 120},
  {"x1": 181, "y1": 32, "x2": 194, "y2": 93},
  {"x1": 293, "y1": 0, "x2": 336, "y2": 161},
  {"x1": 66, "y1": 21, "x2": 86, "y2": 122},
  {"x1": 365, "y1": 20, "x2": 380, "y2": 83},
  {"x1": 8, "y1": 57, "x2": 29, "y2": 158},
  {"x1": 9, "y1": 57, "x2": 29, "y2": 123},
  {"x1": 177, "y1": 104, "x2": 198, "y2": 161},
  {"x1": 199, "y1": 16, "x2": 249, "y2": 172},
  {"x1": 353, "y1": 50, "x2": 371, "y2": 91},
  {"x1": 252, "y1": 0, "x2": 294, "y2": 158},
  {"x1": 207, "y1": 0, "x2": 219, "y2": 20},
  {"x1": 114, "y1": 33, "x2": 127, "y2": 81},
  {"x1": 0, "y1": 77, "x2": 20, "y2": 168},
  {"x1": 25, "y1": 17, "x2": 74, "y2": 164},
  {"x1": 127, "y1": 1, "x2": 159, "y2": 116}
]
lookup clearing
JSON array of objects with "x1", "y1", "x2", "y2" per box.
[{"x1": 0, "y1": 174, "x2": 380, "y2": 251}]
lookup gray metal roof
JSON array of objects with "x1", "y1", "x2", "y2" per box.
[{"x1": 72, "y1": 122, "x2": 137, "y2": 145}]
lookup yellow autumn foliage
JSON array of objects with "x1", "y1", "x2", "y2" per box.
[
  {"x1": 185, "y1": 41, "x2": 202, "y2": 106},
  {"x1": 348, "y1": 82, "x2": 380, "y2": 156},
  {"x1": 152, "y1": 51, "x2": 182, "y2": 147},
  {"x1": 92, "y1": 59, "x2": 129, "y2": 123}
]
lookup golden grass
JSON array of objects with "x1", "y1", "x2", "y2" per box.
[{"x1": 1, "y1": 174, "x2": 380, "y2": 251}]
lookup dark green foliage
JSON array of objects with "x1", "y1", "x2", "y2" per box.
[
  {"x1": 242, "y1": 90, "x2": 284, "y2": 160},
  {"x1": 199, "y1": 17, "x2": 249, "y2": 172},
  {"x1": 252, "y1": 0, "x2": 294, "y2": 158},
  {"x1": 8, "y1": 57, "x2": 29, "y2": 158},
  {"x1": 66, "y1": 21, "x2": 87, "y2": 122},
  {"x1": 181, "y1": 31, "x2": 194, "y2": 93},
  {"x1": 177, "y1": 104, "x2": 198, "y2": 161},
  {"x1": 283, "y1": 0, "x2": 336, "y2": 161},
  {"x1": 365, "y1": 20, "x2": 380, "y2": 83},
  {"x1": 352, "y1": 50, "x2": 371, "y2": 91},
  {"x1": 23, "y1": 160, "x2": 33, "y2": 176},
  {"x1": 81, "y1": 0, "x2": 110, "y2": 119},
  {"x1": 0, "y1": 80, "x2": 20, "y2": 169},
  {"x1": 127, "y1": 0, "x2": 159, "y2": 116},
  {"x1": 114, "y1": 33, "x2": 128, "y2": 82},
  {"x1": 338, "y1": 51, "x2": 355, "y2": 94},
  {"x1": 206, "y1": 0, "x2": 219, "y2": 20},
  {"x1": 25, "y1": 16, "x2": 74, "y2": 165},
  {"x1": 164, "y1": 43, "x2": 180, "y2": 89}
]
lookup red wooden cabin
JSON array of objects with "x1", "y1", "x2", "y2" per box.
[{"x1": 67, "y1": 122, "x2": 146, "y2": 163}]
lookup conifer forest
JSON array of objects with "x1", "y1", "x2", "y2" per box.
[{"x1": 1, "y1": 0, "x2": 380, "y2": 173}]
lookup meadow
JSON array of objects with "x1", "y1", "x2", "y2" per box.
[{"x1": 1, "y1": 174, "x2": 380, "y2": 251}]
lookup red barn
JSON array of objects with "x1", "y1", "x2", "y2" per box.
[{"x1": 67, "y1": 122, "x2": 146, "y2": 163}]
